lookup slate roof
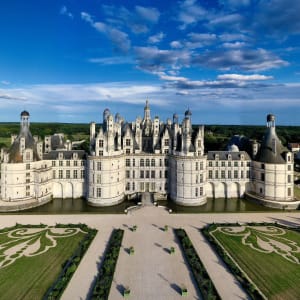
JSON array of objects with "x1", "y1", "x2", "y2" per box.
[{"x1": 207, "y1": 151, "x2": 251, "y2": 161}]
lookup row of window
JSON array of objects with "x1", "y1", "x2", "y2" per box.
[
  {"x1": 52, "y1": 160, "x2": 84, "y2": 167},
  {"x1": 125, "y1": 158, "x2": 168, "y2": 167},
  {"x1": 53, "y1": 170, "x2": 85, "y2": 179},
  {"x1": 208, "y1": 170, "x2": 250, "y2": 179},
  {"x1": 208, "y1": 161, "x2": 250, "y2": 167},
  {"x1": 125, "y1": 170, "x2": 167, "y2": 179}
]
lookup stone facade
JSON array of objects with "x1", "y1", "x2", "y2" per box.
[{"x1": 0, "y1": 105, "x2": 298, "y2": 210}]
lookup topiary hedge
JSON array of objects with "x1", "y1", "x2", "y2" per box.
[
  {"x1": 174, "y1": 228, "x2": 221, "y2": 300},
  {"x1": 91, "y1": 229, "x2": 124, "y2": 300}
]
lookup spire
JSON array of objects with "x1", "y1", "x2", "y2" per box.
[
  {"x1": 144, "y1": 99, "x2": 151, "y2": 121},
  {"x1": 20, "y1": 110, "x2": 30, "y2": 132}
]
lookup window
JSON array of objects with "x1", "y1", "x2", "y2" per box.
[
  {"x1": 126, "y1": 159, "x2": 130, "y2": 167},
  {"x1": 140, "y1": 170, "x2": 144, "y2": 178},
  {"x1": 126, "y1": 139, "x2": 131, "y2": 146},
  {"x1": 146, "y1": 170, "x2": 150, "y2": 178},
  {"x1": 228, "y1": 161, "x2": 231, "y2": 167},
  {"x1": 97, "y1": 162, "x2": 101, "y2": 171},
  {"x1": 215, "y1": 161, "x2": 218, "y2": 167},
  {"x1": 200, "y1": 187, "x2": 203, "y2": 196},
  {"x1": 99, "y1": 140, "x2": 103, "y2": 147},
  {"x1": 53, "y1": 170, "x2": 56, "y2": 179},
  {"x1": 99, "y1": 151, "x2": 103, "y2": 156},
  {"x1": 234, "y1": 170, "x2": 238, "y2": 179},
  {"x1": 151, "y1": 170, "x2": 155, "y2": 178},
  {"x1": 59, "y1": 170, "x2": 63, "y2": 179},
  {"x1": 208, "y1": 170, "x2": 212, "y2": 179},
  {"x1": 96, "y1": 188, "x2": 101, "y2": 197},
  {"x1": 247, "y1": 161, "x2": 250, "y2": 167},
  {"x1": 215, "y1": 170, "x2": 218, "y2": 179},
  {"x1": 247, "y1": 170, "x2": 250, "y2": 178},
  {"x1": 126, "y1": 149, "x2": 130, "y2": 154},
  {"x1": 234, "y1": 161, "x2": 238, "y2": 167},
  {"x1": 165, "y1": 170, "x2": 168, "y2": 178},
  {"x1": 126, "y1": 170, "x2": 130, "y2": 178},
  {"x1": 151, "y1": 182, "x2": 155, "y2": 191},
  {"x1": 146, "y1": 159, "x2": 150, "y2": 167},
  {"x1": 208, "y1": 161, "x2": 212, "y2": 167},
  {"x1": 66, "y1": 160, "x2": 70, "y2": 166},
  {"x1": 126, "y1": 182, "x2": 130, "y2": 191},
  {"x1": 159, "y1": 159, "x2": 162, "y2": 167},
  {"x1": 26, "y1": 164, "x2": 30, "y2": 170},
  {"x1": 241, "y1": 161, "x2": 244, "y2": 167},
  {"x1": 221, "y1": 161, "x2": 225, "y2": 167},
  {"x1": 288, "y1": 187, "x2": 291, "y2": 196},
  {"x1": 261, "y1": 163, "x2": 265, "y2": 169},
  {"x1": 164, "y1": 159, "x2": 168, "y2": 166},
  {"x1": 81, "y1": 161, "x2": 84, "y2": 166},
  {"x1": 151, "y1": 159, "x2": 155, "y2": 167},
  {"x1": 52, "y1": 161, "x2": 56, "y2": 167},
  {"x1": 140, "y1": 182, "x2": 144, "y2": 191},
  {"x1": 59, "y1": 161, "x2": 63, "y2": 166},
  {"x1": 81, "y1": 170, "x2": 85, "y2": 179},
  {"x1": 74, "y1": 170, "x2": 78, "y2": 179},
  {"x1": 241, "y1": 171, "x2": 244, "y2": 179},
  {"x1": 96, "y1": 174, "x2": 101, "y2": 183},
  {"x1": 261, "y1": 173, "x2": 265, "y2": 181},
  {"x1": 132, "y1": 159, "x2": 135, "y2": 167},
  {"x1": 196, "y1": 162, "x2": 199, "y2": 171},
  {"x1": 132, "y1": 182, "x2": 135, "y2": 191},
  {"x1": 221, "y1": 170, "x2": 225, "y2": 179},
  {"x1": 164, "y1": 149, "x2": 169, "y2": 154},
  {"x1": 74, "y1": 160, "x2": 78, "y2": 167},
  {"x1": 159, "y1": 170, "x2": 162, "y2": 178},
  {"x1": 288, "y1": 165, "x2": 292, "y2": 171},
  {"x1": 228, "y1": 170, "x2": 231, "y2": 178},
  {"x1": 164, "y1": 139, "x2": 169, "y2": 146},
  {"x1": 26, "y1": 178, "x2": 30, "y2": 183},
  {"x1": 140, "y1": 159, "x2": 144, "y2": 167},
  {"x1": 200, "y1": 162, "x2": 203, "y2": 170},
  {"x1": 132, "y1": 170, "x2": 135, "y2": 178},
  {"x1": 288, "y1": 175, "x2": 291, "y2": 183},
  {"x1": 195, "y1": 188, "x2": 198, "y2": 197},
  {"x1": 200, "y1": 174, "x2": 203, "y2": 183}
]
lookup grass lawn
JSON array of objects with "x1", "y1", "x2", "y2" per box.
[
  {"x1": 0, "y1": 226, "x2": 86, "y2": 300},
  {"x1": 211, "y1": 226, "x2": 300, "y2": 300}
]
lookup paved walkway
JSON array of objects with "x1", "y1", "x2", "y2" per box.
[
  {"x1": 109, "y1": 222, "x2": 200, "y2": 300},
  {"x1": 0, "y1": 209, "x2": 299, "y2": 299}
]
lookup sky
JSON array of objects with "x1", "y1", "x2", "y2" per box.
[{"x1": 0, "y1": 0, "x2": 300, "y2": 125}]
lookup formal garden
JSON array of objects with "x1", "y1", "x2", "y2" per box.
[
  {"x1": 203, "y1": 223, "x2": 300, "y2": 300},
  {"x1": 0, "y1": 223, "x2": 96, "y2": 300}
]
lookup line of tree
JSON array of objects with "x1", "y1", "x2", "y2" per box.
[{"x1": 91, "y1": 228, "x2": 124, "y2": 300}]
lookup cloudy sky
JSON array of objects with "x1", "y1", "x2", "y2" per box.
[{"x1": 0, "y1": 0, "x2": 300, "y2": 124}]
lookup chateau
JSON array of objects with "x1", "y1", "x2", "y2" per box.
[{"x1": 0, "y1": 101, "x2": 299, "y2": 211}]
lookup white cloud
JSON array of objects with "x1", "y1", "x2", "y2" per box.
[
  {"x1": 170, "y1": 41, "x2": 183, "y2": 49},
  {"x1": 81, "y1": 13, "x2": 131, "y2": 53},
  {"x1": 1, "y1": 81, "x2": 10, "y2": 85},
  {"x1": 135, "y1": 6, "x2": 160, "y2": 23},
  {"x1": 60, "y1": 6, "x2": 73, "y2": 19},
  {"x1": 148, "y1": 32, "x2": 165, "y2": 44},
  {"x1": 217, "y1": 74, "x2": 273, "y2": 81}
]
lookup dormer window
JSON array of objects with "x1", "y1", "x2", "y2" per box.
[
  {"x1": 227, "y1": 154, "x2": 232, "y2": 160},
  {"x1": 73, "y1": 152, "x2": 78, "y2": 160},
  {"x1": 58, "y1": 152, "x2": 63, "y2": 160},
  {"x1": 215, "y1": 154, "x2": 219, "y2": 160}
]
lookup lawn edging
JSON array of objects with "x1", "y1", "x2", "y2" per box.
[
  {"x1": 43, "y1": 223, "x2": 97, "y2": 299},
  {"x1": 174, "y1": 228, "x2": 221, "y2": 300},
  {"x1": 91, "y1": 228, "x2": 124, "y2": 300}
]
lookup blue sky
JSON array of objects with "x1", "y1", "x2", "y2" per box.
[{"x1": 0, "y1": 0, "x2": 300, "y2": 125}]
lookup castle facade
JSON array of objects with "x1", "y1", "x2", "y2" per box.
[{"x1": 0, "y1": 102, "x2": 298, "y2": 211}]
